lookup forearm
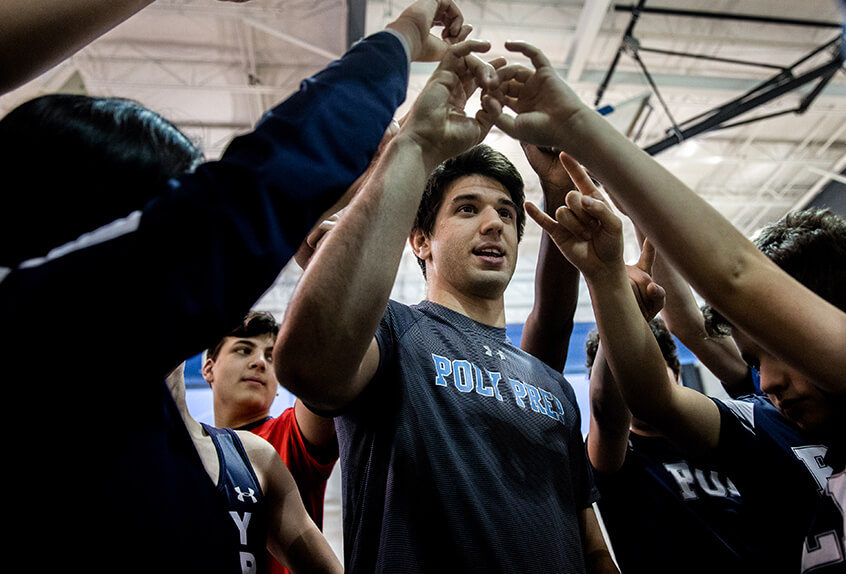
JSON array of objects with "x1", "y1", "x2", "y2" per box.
[
  {"x1": 586, "y1": 345, "x2": 632, "y2": 474},
  {"x1": 588, "y1": 266, "x2": 721, "y2": 454},
  {"x1": 521, "y1": 172, "x2": 580, "y2": 369},
  {"x1": 275, "y1": 136, "x2": 432, "y2": 407},
  {"x1": 580, "y1": 507, "x2": 619, "y2": 574},
  {"x1": 651, "y1": 249, "x2": 750, "y2": 389},
  {"x1": 0, "y1": 0, "x2": 154, "y2": 94},
  {"x1": 279, "y1": 526, "x2": 343, "y2": 574},
  {"x1": 521, "y1": 232, "x2": 580, "y2": 371}
]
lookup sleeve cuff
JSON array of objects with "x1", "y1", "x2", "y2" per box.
[{"x1": 382, "y1": 27, "x2": 412, "y2": 67}]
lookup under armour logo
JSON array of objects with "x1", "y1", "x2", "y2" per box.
[
  {"x1": 482, "y1": 345, "x2": 506, "y2": 360},
  {"x1": 235, "y1": 486, "x2": 257, "y2": 503}
]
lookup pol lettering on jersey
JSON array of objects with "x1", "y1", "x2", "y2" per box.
[{"x1": 431, "y1": 353, "x2": 567, "y2": 424}]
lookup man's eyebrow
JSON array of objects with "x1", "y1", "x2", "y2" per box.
[
  {"x1": 450, "y1": 193, "x2": 481, "y2": 204},
  {"x1": 498, "y1": 197, "x2": 518, "y2": 211},
  {"x1": 451, "y1": 193, "x2": 517, "y2": 211},
  {"x1": 232, "y1": 339, "x2": 257, "y2": 348}
]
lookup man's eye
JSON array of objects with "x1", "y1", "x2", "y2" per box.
[
  {"x1": 499, "y1": 209, "x2": 513, "y2": 219},
  {"x1": 458, "y1": 205, "x2": 476, "y2": 214}
]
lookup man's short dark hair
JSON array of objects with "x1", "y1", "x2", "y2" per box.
[
  {"x1": 206, "y1": 311, "x2": 279, "y2": 362},
  {"x1": 704, "y1": 208, "x2": 846, "y2": 336},
  {"x1": 585, "y1": 317, "x2": 681, "y2": 381},
  {"x1": 0, "y1": 94, "x2": 203, "y2": 266},
  {"x1": 412, "y1": 144, "x2": 526, "y2": 278}
]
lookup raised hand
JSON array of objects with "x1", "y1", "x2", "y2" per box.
[
  {"x1": 401, "y1": 39, "x2": 500, "y2": 168},
  {"x1": 522, "y1": 144, "x2": 572, "y2": 213},
  {"x1": 525, "y1": 153, "x2": 623, "y2": 279},
  {"x1": 626, "y1": 239, "x2": 666, "y2": 321},
  {"x1": 387, "y1": 0, "x2": 473, "y2": 62},
  {"x1": 294, "y1": 208, "x2": 346, "y2": 270},
  {"x1": 482, "y1": 41, "x2": 590, "y2": 149}
]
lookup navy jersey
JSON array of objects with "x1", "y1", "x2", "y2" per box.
[
  {"x1": 0, "y1": 30, "x2": 408, "y2": 572},
  {"x1": 336, "y1": 300, "x2": 599, "y2": 573},
  {"x1": 594, "y1": 433, "x2": 751, "y2": 573},
  {"x1": 203, "y1": 425, "x2": 269, "y2": 574},
  {"x1": 712, "y1": 395, "x2": 832, "y2": 573},
  {"x1": 802, "y1": 440, "x2": 846, "y2": 573}
]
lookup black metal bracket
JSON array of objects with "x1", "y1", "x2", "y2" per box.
[{"x1": 597, "y1": 2, "x2": 845, "y2": 155}]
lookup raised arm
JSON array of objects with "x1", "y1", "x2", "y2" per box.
[
  {"x1": 274, "y1": 39, "x2": 499, "y2": 411},
  {"x1": 586, "y1": 341, "x2": 632, "y2": 474},
  {"x1": 585, "y1": 244, "x2": 662, "y2": 473},
  {"x1": 489, "y1": 41, "x2": 846, "y2": 393},
  {"x1": 518, "y1": 146, "x2": 580, "y2": 372},
  {"x1": 1, "y1": 8, "x2": 414, "y2": 389},
  {"x1": 238, "y1": 432, "x2": 342, "y2": 574},
  {"x1": 526, "y1": 154, "x2": 721, "y2": 458}
]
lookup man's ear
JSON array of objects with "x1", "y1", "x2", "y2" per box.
[
  {"x1": 409, "y1": 229, "x2": 431, "y2": 262},
  {"x1": 201, "y1": 358, "x2": 215, "y2": 385}
]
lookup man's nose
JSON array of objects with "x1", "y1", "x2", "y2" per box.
[
  {"x1": 479, "y1": 206, "x2": 504, "y2": 235},
  {"x1": 758, "y1": 360, "x2": 790, "y2": 396},
  {"x1": 250, "y1": 355, "x2": 267, "y2": 371}
]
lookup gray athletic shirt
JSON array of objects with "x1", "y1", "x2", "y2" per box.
[{"x1": 336, "y1": 300, "x2": 599, "y2": 573}]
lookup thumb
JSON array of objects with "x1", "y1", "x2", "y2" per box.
[{"x1": 636, "y1": 237, "x2": 656, "y2": 274}]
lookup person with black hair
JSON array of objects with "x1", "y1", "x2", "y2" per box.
[
  {"x1": 274, "y1": 37, "x2": 615, "y2": 569},
  {"x1": 0, "y1": 1, "x2": 470, "y2": 570}
]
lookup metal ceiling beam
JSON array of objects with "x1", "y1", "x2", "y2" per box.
[
  {"x1": 642, "y1": 39, "x2": 844, "y2": 155},
  {"x1": 612, "y1": 5, "x2": 842, "y2": 29}
]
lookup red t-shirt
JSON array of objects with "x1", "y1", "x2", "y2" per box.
[{"x1": 248, "y1": 407, "x2": 338, "y2": 574}]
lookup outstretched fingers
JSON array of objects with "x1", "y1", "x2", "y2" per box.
[
  {"x1": 504, "y1": 40, "x2": 552, "y2": 70},
  {"x1": 559, "y1": 153, "x2": 602, "y2": 200},
  {"x1": 526, "y1": 201, "x2": 564, "y2": 238}
]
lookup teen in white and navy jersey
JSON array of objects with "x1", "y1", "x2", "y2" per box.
[{"x1": 711, "y1": 394, "x2": 832, "y2": 572}]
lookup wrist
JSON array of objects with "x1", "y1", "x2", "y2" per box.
[
  {"x1": 539, "y1": 183, "x2": 569, "y2": 214},
  {"x1": 552, "y1": 103, "x2": 594, "y2": 153},
  {"x1": 583, "y1": 260, "x2": 628, "y2": 291},
  {"x1": 395, "y1": 128, "x2": 450, "y2": 174},
  {"x1": 386, "y1": 18, "x2": 421, "y2": 61}
]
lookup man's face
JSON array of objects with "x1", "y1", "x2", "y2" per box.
[
  {"x1": 203, "y1": 334, "x2": 278, "y2": 415},
  {"x1": 733, "y1": 327, "x2": 836, "y2": 438},
  {"x1": 417, "y1": 175, "x2": 520, "y2": 300}
]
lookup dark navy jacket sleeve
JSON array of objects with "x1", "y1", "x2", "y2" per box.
[{"x1": 1, "y1": 31, "x2": 408, "y2": 389}]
